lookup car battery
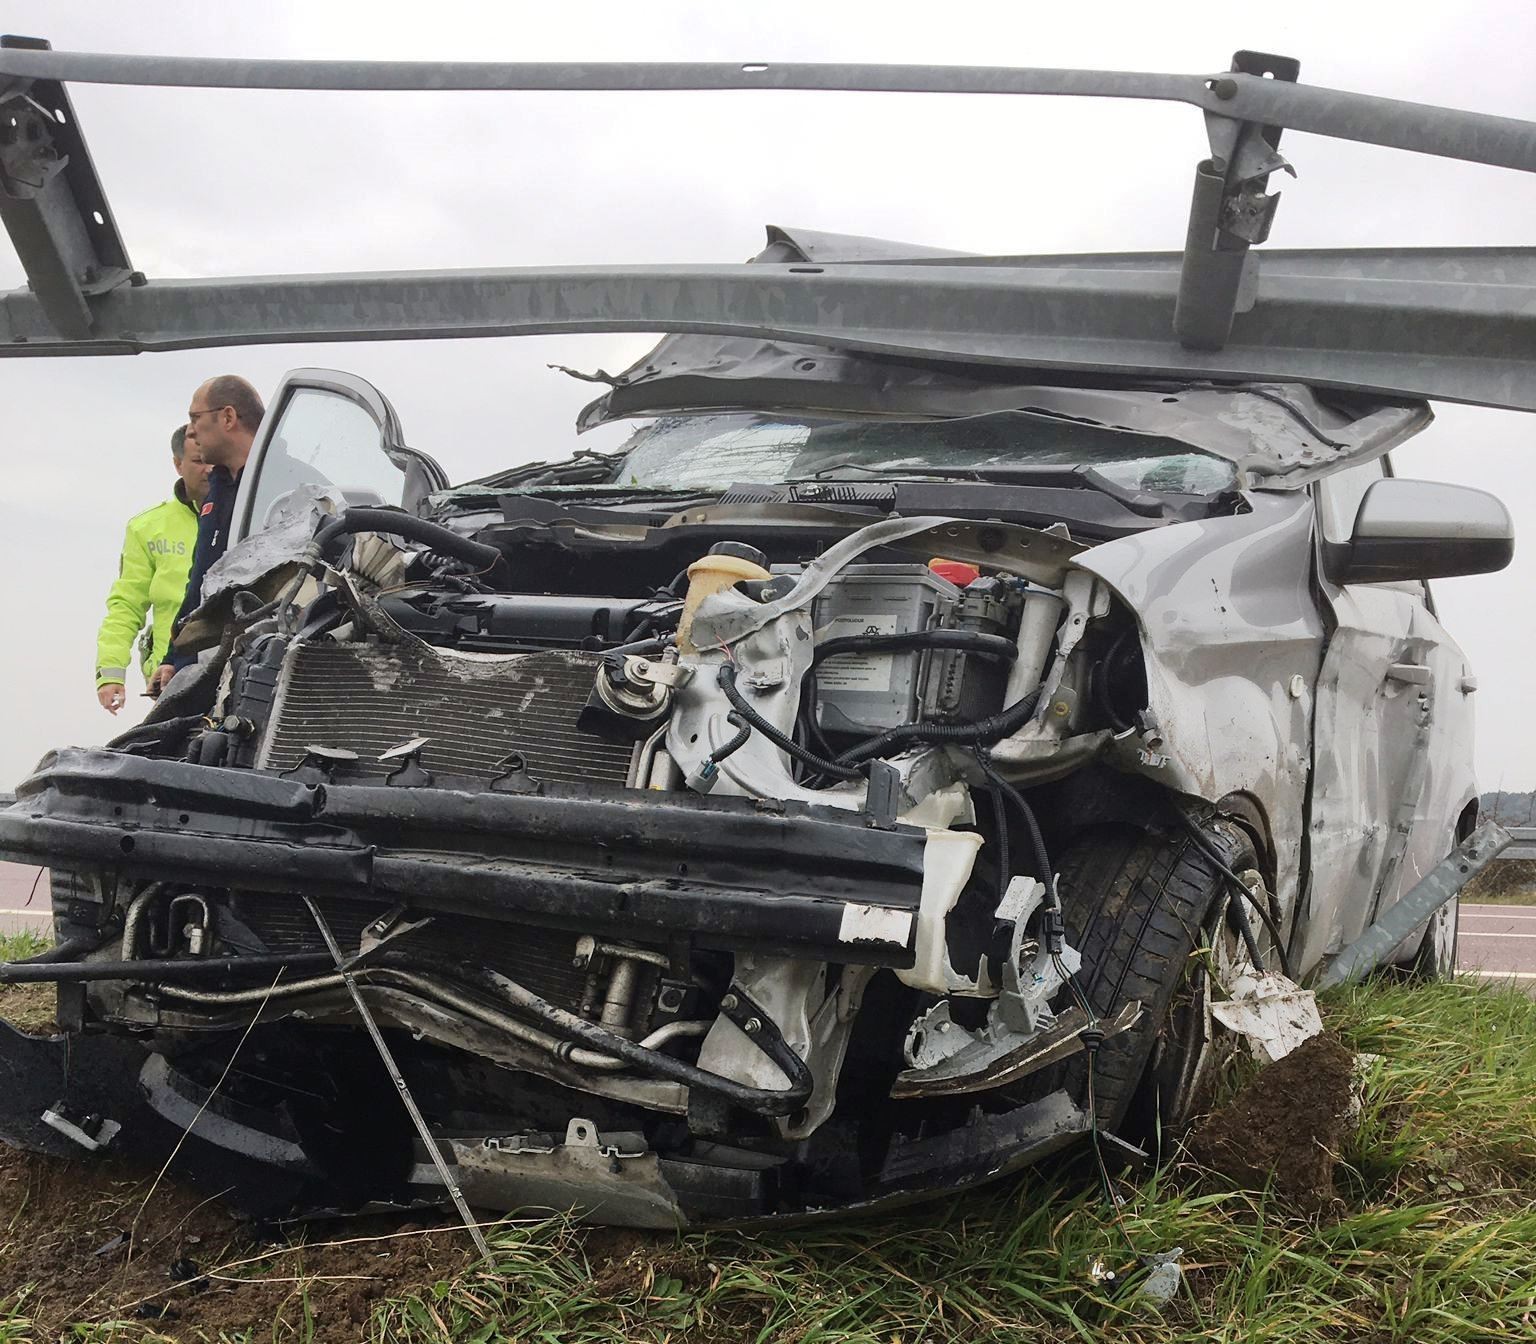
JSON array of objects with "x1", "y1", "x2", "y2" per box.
[{"x1": 809, "y1": 564, "x2": 961, "y2": 735}]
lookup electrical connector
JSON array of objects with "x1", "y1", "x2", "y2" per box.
[
  {"x1": 1044, "y1": 905, "x2": 1066, "y2": 956},
  {"x1": 685, "y1": 761, "x2": 720, "y2": 794}
]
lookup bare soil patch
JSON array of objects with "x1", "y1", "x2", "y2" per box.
[
  {"x1": 1187, "y1": 1031, "x2": 1355, "y2": 1211},
  {"x1": 0, "y1": 1149, "x2": 732, "y2": 1341},
  {"x1": 0, "y1": 1144, "x2": 473, "y2": 1341}
]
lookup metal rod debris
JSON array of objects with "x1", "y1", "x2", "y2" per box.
[{"x1": 302, "y1": 897, "x2": 491, "y2": 1260}]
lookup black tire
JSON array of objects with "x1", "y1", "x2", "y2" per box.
[{"x1": 1034, "y1": 820, "x2": 1254, "y2": 1132}]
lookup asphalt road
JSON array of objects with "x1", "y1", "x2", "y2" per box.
[
  {"x1": 0, "y1": 862, "x2": 48, "y2": 937},
  {"x1": 2, "y1": 861, "x2": 1535, "y2": 983},
  {"x1": 1459, "y1": 902, "x2": 1536, "y2": 985}
]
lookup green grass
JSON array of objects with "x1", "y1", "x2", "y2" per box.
[
  {"x1": 3, "y1": 979, "x2": 1535, "y2": 1342},
  {"x1": 384, "y1": 981, "x2": 1536, "y2": 1344},
  {"x1": 0, "y1": 932, "x2": 45, "y2": 963},
  {"x1": 0, "y1": 932, "x2": 54, "y2": 1031}
]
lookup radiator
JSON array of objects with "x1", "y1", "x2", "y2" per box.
[{"x1": 257, "y1": 640, "x2": 634, "y2": 788}]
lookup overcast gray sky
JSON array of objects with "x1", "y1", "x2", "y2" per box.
[{"x1": 1, "y1": 0, "x2": 1533, "y2": 790}]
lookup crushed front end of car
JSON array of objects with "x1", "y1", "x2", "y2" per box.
[
  {"x1": 0, "y1": 356, "x2": 1431, "y2": 1226},
  {"x1": 0, "y1": 42, "x2": 1528, "y2": 1230}
]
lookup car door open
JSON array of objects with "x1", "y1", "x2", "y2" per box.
[{"x1": 233, "y1": 368, "x2": 447, "y2": 544}]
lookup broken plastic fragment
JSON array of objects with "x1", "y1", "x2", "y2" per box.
[
  {"x1": 928, "y1": 557, "x2": 980, "y2": 586},
  {"x1": 837, "y1": 901, "x2": 913, "y2": 946},
  {"x1": 41, "y1": 1102, "x2": 121, "y2": 1152},
  {"x1": 1137, "y1": 1247, "x2": 1185, "y2": 1306},
  {"x1": 1210, "y1": 971, "x2": 1322, "y2": 1063}
]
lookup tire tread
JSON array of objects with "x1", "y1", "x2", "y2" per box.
[{"x1": 1044, "y1": 821, "x2": 1249, "y2": 1125}]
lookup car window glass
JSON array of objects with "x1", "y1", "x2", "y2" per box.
[
  {"x1": 613, "y1": 411, "x2": 1237, "y2": 494},
  {"x1": 1316, "y1": 457, "x2": 1386, "y2": 543},
  {"x1": 249, "y1": 387, "x2": 405, "y2": 526}
]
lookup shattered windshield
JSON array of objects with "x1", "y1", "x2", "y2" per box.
[{"x1": 611, "y1": 411, "x2": 1238, "y2": 495}]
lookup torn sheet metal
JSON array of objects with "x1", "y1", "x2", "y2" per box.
[
  {"x1": 204, "y1": 483, "x2": 346, "y2": 597},
  {"x1": 172, "y1": 484, "x2": 346, "y2": 653},
  {"x1": 892, "y1": 1001, "x2": 1141, "y2": 1099},
  {"x1": 1210, "y1": 971, "x2": 1323, "y2": 1064}
]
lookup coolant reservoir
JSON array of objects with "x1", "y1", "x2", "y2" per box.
[{"x1": 677, "y1": 542, "x2": 771, "y2": 653}]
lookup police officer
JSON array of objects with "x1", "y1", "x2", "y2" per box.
[
  {"x1": 95, "y1": 426, "x2": 212, "y2": 713},
  {"x1": 148, "y1": 375, "x2": 266, "y2": 694}
]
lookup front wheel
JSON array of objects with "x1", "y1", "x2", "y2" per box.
[
  {"x1": 1028, "y1": 819, "x2": 1260, "y2": 1136},
  {"x1": 1410, "y1": 892, "x2": 1459, "y2": 980}
]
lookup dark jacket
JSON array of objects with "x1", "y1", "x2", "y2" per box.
[{"x1": 164, "y1": 465, "x2": 243, "y2": 671}]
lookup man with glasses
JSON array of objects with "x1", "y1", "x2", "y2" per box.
[
  {"x1": 148, "y1": 375, "x2": 266, "y2": 694},
  {"x1": 94, "y1": 425, "x2": 212, "y2": 713}
]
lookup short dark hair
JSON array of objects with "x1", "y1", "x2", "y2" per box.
[
  {"x1": 171, "y1": 424, "x2": 187, "y2": 461},
  {"x1": 202, "y1": 375, "x2": 265, "y2": 431}
]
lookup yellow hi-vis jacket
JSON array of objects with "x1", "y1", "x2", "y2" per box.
[{"x1": 94, "y1": 482, "x2": 200, "y2": 688}]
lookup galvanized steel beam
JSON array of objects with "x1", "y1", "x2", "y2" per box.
[
  {"x1": 0, "y1": 36, "x2": 136, "y2": 339},
  {"x1": 1172, "y1": 51, "x2": 1299, "y2": 351},
  {"x1": 1, "y1": 39, "x2": 1533, "y2": 395},
  {"x1": 1314, "y1": 821, "x2": 1512, "y2": 991},
  {"x1": 2, "y1": 249, "x2": 1533, "y2": 411},
  {"x1": 1, "y1": 48, "x2": 1533, "y2": 174}
]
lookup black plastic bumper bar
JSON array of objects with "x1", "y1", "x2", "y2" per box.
[{"x1": 0, "y1": 748, "x2": 927, "y2": 965}]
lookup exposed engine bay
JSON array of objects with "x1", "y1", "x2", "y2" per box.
[{"x1": 2, "y1": 481, "x2": 1234, "y2": 1225}]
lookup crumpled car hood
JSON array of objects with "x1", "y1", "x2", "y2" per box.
[{"x1": 576, "y1": 227, "x2": 1433, "y2": 489}]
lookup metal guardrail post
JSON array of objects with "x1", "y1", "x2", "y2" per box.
[{"x1": 1315, "y1": 821, "x2": 1511, "y2": 991}]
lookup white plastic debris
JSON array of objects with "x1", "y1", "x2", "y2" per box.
[
  {"x1": 1137, "y1": 1247, "x2": 1185, "y2": 1307},
  {"x1": 41, "y1": 1103, "x2": 121, "y2": 1152},
  {"x1": 1210, "y1": 971, "x2": 1323, "y2": 1064}
]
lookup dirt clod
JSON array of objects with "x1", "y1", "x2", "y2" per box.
[{"x1": 1188, "y1": 1030, "x2": 1356, "y2": 1211}]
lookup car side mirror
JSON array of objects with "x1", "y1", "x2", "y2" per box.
[{"x1": 1326, "y1": 477, "x2": 1514, "y2": 584}]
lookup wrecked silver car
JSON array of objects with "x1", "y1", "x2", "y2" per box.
[{"x1": 0, "y1": 44, "x2": 1529, "y2": 1226}]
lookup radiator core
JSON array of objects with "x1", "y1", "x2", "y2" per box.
[{"x1": 258, "y1": 639, "x2": 634, "y2": 788}]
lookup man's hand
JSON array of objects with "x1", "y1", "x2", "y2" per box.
[
  {"x1": 97, "y1": 683, "x2": 127, "y2": 715},
  {"x1": 147, "y1": 664, "x2": 178, "y2": 697}
]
